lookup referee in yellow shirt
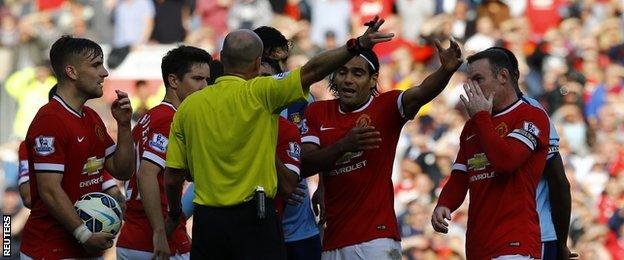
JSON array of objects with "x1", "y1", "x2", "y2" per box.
[{"x1": 165, "y1": 18, "x2": 393, "y2": 259}]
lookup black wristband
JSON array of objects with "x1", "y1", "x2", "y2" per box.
[
  {"x1": 346, "y1": 38, "x2": 361, "y2": 56},
  {"x1": 168, "y1": 208, "x2": 182, "y2": 219}
]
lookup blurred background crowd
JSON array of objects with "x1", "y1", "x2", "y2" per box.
[{"x1": 0, "y1": 0, "x2": 623, "y2": 259}]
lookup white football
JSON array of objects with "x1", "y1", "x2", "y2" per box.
[{"x1": 74, "y1": 192, "x2": 122, "y2": 235}]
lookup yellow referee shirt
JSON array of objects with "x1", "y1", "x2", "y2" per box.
[{"x1": 166, "y1": 69, "x2": 306, "y2": 207}]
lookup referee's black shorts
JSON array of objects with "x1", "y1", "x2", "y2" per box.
[{"x1": 191, "y1": 199, "x2": 286, "y2": 260}]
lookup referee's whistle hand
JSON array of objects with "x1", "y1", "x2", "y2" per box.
[{"x1": 431, "y1": 206, "x2": 451, "y2": 234}]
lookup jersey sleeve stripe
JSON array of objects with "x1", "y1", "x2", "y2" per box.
[
  {"x1": 397, "y1": 91, "x2": 406, "y2": 119},
  {"x1": 105, "y1": 144, "x2": 116, "y2": 158},
  {"x1": 284, "y1": 163, "x2": 300, "y2": 176},
  {"x1": 452, "y1": 163, "x2": 467, "y2": 172},
  {"x1": 508, "y1": 132, "x2": 536, "y2": 151},
  {"x1": 143, "y1": 151, "x2": 166, "y2": 169},
  {"x1": 102, "y1": 179, "x2": 117, "y2": 191},
  {"x1": 18, "y1": 176, "x2": 30, "y2": 186},
  {"x1": 34, "y1": 163, "x2": 65, "y2": 172},
  {"x1": 301, "y1": 136, "x2": 320, "y2": 145}
]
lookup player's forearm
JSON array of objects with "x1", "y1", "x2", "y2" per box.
[
  {"x1": 472, "y1": 112, "x2": 532, "y2": 174},
  {"x1": 301, "y1": 46, "x2": 355, "y2": 90},
  {"x1": 164, "y1": 168, "x2": 186, "y2": 216},
  {"x1": 275, "y1": 156, "x2": 298, "y2": 197},
  {"x1": 403, "y1": 67, "x2": 456, "y2": 119},
  {"x1": 436, "y1": 171, "x2": 468, "y2": 212},
  {"x1": 138, "y1": 171, "x2": 167, "y2": 233},
  {"x1": 111, "y1": 125, "x2": 134, "y2": 180},
  {"x1": 38, "y1": 182, "x2": 85, "y2": 233},
  {"x1": 301, "y1": 144, "x2": 346, "y2": 177},
  {"x1": 544, "y1": 154, "x2": 572, "y2": 244}
]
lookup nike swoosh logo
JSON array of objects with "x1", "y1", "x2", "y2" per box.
[
  {"x1": 77, "y1": 137, "x2": 85, "y2": 142},
  {"x1": 93, "y1": 208, "x2": 116, "y2": 225},
  {"x1": 466, "y1": 134, "x2": 476, "y2": 141},
  {"x1": 320, "y1": 125, "x2": 334, "y2": 131}
]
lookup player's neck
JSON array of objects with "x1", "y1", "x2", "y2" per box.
[
  {"x1": 55, "y1": 84, "x2": 87, "y2": 114},
  {"x1": 163, "y1": 90, "x2": 180, "y2": 108},
  {"x1": 492, "y1": 93, "x2": 520, "y2": 114}
]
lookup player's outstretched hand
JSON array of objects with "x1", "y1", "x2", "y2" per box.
[
  {"x1": 111, "y1": 90, "x2": 132, "y2": 126},
  {"x1": 431, "y1": 206, "x2": 451, "y2": 234},
  {"x1": 337, "y1": 126, "x2": 382, "y2": 152},
  {"x1": 558, "y1": 245, "x2": 579, "y2": 260},
  {"x1": 83, "y1": 232, "x2": 115, "y2": 253},
  {"x1": 435, "y1": 37, "x2": 463, "y2": 72},
  {"x1": 287, "y1": 183, "x2": 307, "y2": 205},
  {"x1": 152, "y1": 230, "x2": 171, "y2": 260},
  {"x1": 357, "y1": 16, "x2": 394, "y2": 50}
]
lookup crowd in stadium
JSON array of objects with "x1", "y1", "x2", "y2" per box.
[{"x1": 0, "y1": 0, "x2": 623, "y2": 259}]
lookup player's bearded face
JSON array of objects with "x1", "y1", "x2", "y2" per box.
[
  {"x1": 76, "y1": 55, "x2": 108, "y2": 98},
  {"x1": 334, "y1": 57, "x2": 377, "y2": 111},
  {"x1": 177, "y1": 63, "x2": 210, "y2": 101}
]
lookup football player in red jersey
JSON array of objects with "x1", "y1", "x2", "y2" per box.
[
  {"x1": 300, "y1": 38, "x2": 462, "y2": 258},
  {"x1": 432, "y1": 48, "x2": 551, "y2": 259},
  {"x1": 20, "y1": 36, "x2": 134, "y2": 259},
  {"x1": 116, "y1": 46, "x2": 212, "y2": 260},
  {"x1": 18, "y1": 87, "x2": 126, "y2": 210}
]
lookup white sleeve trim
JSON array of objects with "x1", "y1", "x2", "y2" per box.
[
  {"x1": 508, "y1": 132, "x2": 536, "y2": 151},
  {"x1": 452, "y1": 163, "x2": 467, "y2": 172},
  {"x1": 284, "y1": 163, "x2": 300, "y2": 176},
  {"x1": 301, "y1": 136, "x2": 320, "y2": 145},
  {"x1": 397, "y1": 91, "x2": 406, "y2": 119},
  {"x1": 143, "y1": 151, "x2": 166, "y2": 169},
  {"x1": 34, "y1": 163, "x2": 65, "y2": 172},
  {"x1": 18, "y1": 176, "x2": 30, "y2": 186},
  {"x1": 105, "y1": 144, "x2": 117, "y2": 157},
  {"x1": 102, "y1": 179, "x2": 116, "y2": 191}
]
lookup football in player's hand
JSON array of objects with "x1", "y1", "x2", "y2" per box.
[{"x1": 75, "y1": 192, "x2": 123, "y2": 235}]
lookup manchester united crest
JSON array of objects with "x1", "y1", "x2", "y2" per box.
[
  {"x1": 356, "y1": 114, "x2": 372, "y2": 127},
  {"x1": 495, "y1": 122, "x2": 508, "y2": 137},
  {"x1": 95, "y1": 124, "x2": 106, "y2": 141}
]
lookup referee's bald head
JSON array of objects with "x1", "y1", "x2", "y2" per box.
[{"x1": 221, "y1": 30, "x2": 264, "y2": 76}]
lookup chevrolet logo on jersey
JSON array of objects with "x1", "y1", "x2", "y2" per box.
[
  {"x1": 82, "y1": 156, "x2": 104, "y2": 175},
  {"x1": 468, "y1": 153, "x2": 490, "y2": 171}
]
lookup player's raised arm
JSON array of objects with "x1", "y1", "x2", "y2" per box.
[
  {"x1": 105, "y1": 90, "x2": 135, "y2": 180},
  {"x1": 401, "y1": 38, "x2": 463, "y2": 119},
  {"x1": 300, "y1": 16, "x2": 394, "y2": 91}
]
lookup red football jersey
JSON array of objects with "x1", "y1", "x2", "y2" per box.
[
  {"x1": 438, "y1": 100, "x2": 550, "y2": 259},
  {"x1": 117, "y1": 101, "x2": 190, "y2": 254},
  {"x1": 21, "y1": 95, "x2": 116, "y2": 259},
  {"x1": 302, "y1": 90, "x2": 406, "y2": 250},
  {"x1": 274, "y1": 118, "x2": 302, "y2": 217}
]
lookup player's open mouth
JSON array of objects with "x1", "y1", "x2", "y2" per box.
[{"x1": 341, "y1": 88, "x2": 356, "y2": 97}]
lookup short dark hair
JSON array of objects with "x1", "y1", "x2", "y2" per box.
[
  {"x1": 253, "y1": 26, "x2": 289, "y2": 58},
  {"x1": 329, "y1": 49, "x2": 381, "y2": 96},
  {"x1": 49, "y1": 35, "x2": 103, "y2": 81},
  {"x1": 161, "y1": 45, "x2": 213, "y2": 88},
  {"x1": 208, "y1": 60, "x2": 224, "y2": 85},
  {"x1": 467, "y1": 47, "x2": 520, "y2": 86}
]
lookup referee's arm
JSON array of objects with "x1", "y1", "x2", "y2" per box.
[{"x1": 165, "y1": 167, "x2": 188, "y2": 236}]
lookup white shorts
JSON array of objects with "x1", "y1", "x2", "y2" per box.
[
  {"x1": 116, "y1": 247, "x2": 190, "y2": 260},
  {"x1": 493, "y1": 255, "x2": 533, "y2": 260},
  {"x1": 321, "y1": 238, "x2": 401, "y2": 260},
  {"x1": 20, "y1": 252, "x2": 103, "y2": 260}
]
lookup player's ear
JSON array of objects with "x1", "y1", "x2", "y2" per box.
[
  {"x1": 498, "y1": 69, "x2": 509, "y2": 85},
  {"x1": 167, "y1": 74, "x2": 179, "y2": 90},
  {"x1": 65, "y1": 65, "x2": 78, "y2": 80}
]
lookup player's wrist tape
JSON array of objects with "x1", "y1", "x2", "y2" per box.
[{"x1": 73, "y1": 224, "x2": 93, "y2": 244}]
